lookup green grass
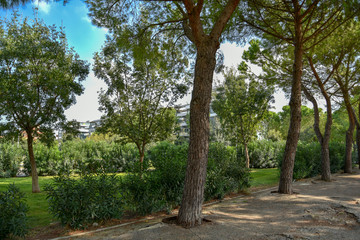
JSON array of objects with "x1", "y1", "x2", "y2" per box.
[
  {"x1": 0, "y1": 176, "x2": 55, "y2": 228},
  {"x1": 250, "y1": 168, "x2": 279, "y2": 188},
  {"x1": 0, "y1": 170, "x2": 278, "y2": 229}
]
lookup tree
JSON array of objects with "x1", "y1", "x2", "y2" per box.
[
  {"x1": 93, "y1": 22, "x2": 188, "y2": 170},
  {"x1": 0, "y1": 13, "x2": 89, "y2": 193},
  {"x1": 212, "y1": 66, "x2": 274, "y2": 168},
  {"x1": 240, "y1": 0, "x2": 359, "y2": 193},
  {"x1": 86, "y1": 0, "x2": 242, "y2": 227}
]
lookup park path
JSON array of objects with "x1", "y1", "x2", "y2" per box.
[{"x1": 52, "y1": 169, "x2": 360, "y2": 240}]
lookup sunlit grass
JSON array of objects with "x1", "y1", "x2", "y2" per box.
[
  {"x1": 0, "y1": 176, "x2": 55, "y2": 228},
  {"x1": 250, "y1": 168, "x2": 279, "y2": 188}
]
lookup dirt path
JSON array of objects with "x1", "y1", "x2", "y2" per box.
[{"x1": 52, "y1": 170, "x2": 360, "y2": 240}]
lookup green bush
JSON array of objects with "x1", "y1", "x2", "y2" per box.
[
  {"x1": 0, "y1": 184, "x2": 29, "y2": 239},
  {"x1": 122, "y1": 142, "x2": 187, "y2": 215},
  {"x1": 122, "y1": 142, "x2": 250, "y2": 216},
  {"x1": 206, "y1": 143, "x2": 250, "y2": 200},
  {"x1": 277, "y1": 141, "x2": 346, "y2": 180},
  {"x1": 44, "y1": 174, "x2": 123, "y2": 229},
  {"x1": 0, "y1": 142, "x2": 25, "y2": 178}
]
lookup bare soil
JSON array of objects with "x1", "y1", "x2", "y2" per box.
[{"x1": 28, "y1": 169, "x2": 360, "y2": 240}]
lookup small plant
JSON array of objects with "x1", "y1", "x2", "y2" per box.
[
  {"x1": 45, "y1": 174, "x2": 123, "y2": 229},
  {"x1": 0, "y1": 184, "x2": 29, "y2": 239}
]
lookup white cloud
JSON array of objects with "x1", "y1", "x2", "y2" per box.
[{"x1": 32, "y1": 0, "x2": 51, "y2": 14}]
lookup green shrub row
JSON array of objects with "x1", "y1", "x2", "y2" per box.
[
  {"x1": 44, "y1": 142, "x2": 250, "y2": 228},
  {"x1": 0, "y1": 184, "x2": 28, "y2": 239},
  {"x1": 277, "y1": 141, "x2": 350, "y2": 180},
  {"x1": 121, "y1": 142, "x2": 250, "y2": 216},
  {"x1": 238, "y1": 140, "x2": 285, "y2": 168},
  {"x1": 0, "y1": 140, "x2": 139, "y2": 177},
  {"x1": 44, "y1": 174, "x2": 123, "y2": 229}
]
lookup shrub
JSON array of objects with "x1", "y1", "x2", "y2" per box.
[
  {"x1": 277, "y1": 141, "x2": 347, "y2": 180},
  {"x1": 122, "y1": 142, "x2": 187, "y2": 215},
  {"x1": 0, "y1": 142, "x2": 25, "y2": 178},
  {"x1": 235, "y1": 140, "x2": 285, "y2": 169},
  {"x1": 0, "y1": 184, "x2": 28, "y2": 239},
  {"x1": 206, "y1": 143, "x2": 250, "y2": 201},
  {"x1": 44, "y1": 174, "x2": 123, "y2": 229}
]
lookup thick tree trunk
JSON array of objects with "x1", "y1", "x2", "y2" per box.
[
  {"x1": 27, "y1": 131, "x2": 40, "y2": 193},
  {"x1": 278, "y1": 11, "x2": 303, "y2": 194},
  {"x1": 244, "y1": 143, "x2": 250, "y2": 168},
  {"x1": 177, "y1": 41, "x2": 218, "y2": 228}
]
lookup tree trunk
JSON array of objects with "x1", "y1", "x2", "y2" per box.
[
  {"x1": 27, "y1": 131, "x2": 40, "y2": 193},
  {"x1": 345, "y1": 121, "x2": 354, "y2": 173},
  {"x1": 342, "y1": 94, "x2": 355, "y2": 173},
  {"x1": 177, "y1": 40, "x2": 218, "y2": 228},
  {"x1": 357, "y1": 128, "x2": 360, "y2": 169},
  {"x1": 244, "y1": 143, "x2": 250, "y2": 168},
  {"x1": 278, "y1": 11, "x2": 303, "y2": 194}
]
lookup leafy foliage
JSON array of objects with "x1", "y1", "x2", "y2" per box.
[
  {"x1": 0, "y1": 184, "x2": 28, "y2": 239},
  {"x1": 122, "y1": 141, "x2": 250, "y2": 215},
  {"x1": 213, "y1": 67, "x2": 274, "y2": 146},
  {"x1": 0, "y1": 141, "x2": 25, "y2": 178},
  {"x1": 44, "y1": 174, "x2": 123, "y2": 229},
  {"x1": 277, "y1": 141, "x2": 348, "y2": 180}
]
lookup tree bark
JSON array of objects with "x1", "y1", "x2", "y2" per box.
[
  {"x1": 303, "y1": 86, "x2": 332, "y2": 181},
  {"x1": 278, "y1": 10, "x2": 303, "y2": 194},
  {"x1": 26, "y1": 130, "x2": 40, "y2": 193},
  {"x1": 177, "y1": 40, "x2": 218, "y2": 228},
  {"x1": 244, "y1": 143, "x2": 250, "y2": 168},
  {"x1": 342, "y1": 93, "x2": 354, "y2": 173}
]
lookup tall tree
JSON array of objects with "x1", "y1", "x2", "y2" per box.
[
  {"x1": 93, "y1": 23, "x2": 188, "y2": 169},
  {"x1": 86, "y1": 0, "x2": 242, "y2": 227},
  {"x1": 240, "y1": 0, "x2": 359, "y2": 193},
  {"x1": 0, "y1": 13, "x2": 89, "y2": 192},
  {"x1": 212, "y1": 66, "x2": 274, "y2": 168}
]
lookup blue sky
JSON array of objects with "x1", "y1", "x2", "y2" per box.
[{"x1": 0, "y1": 1, "x2": 288, "y2": 122}]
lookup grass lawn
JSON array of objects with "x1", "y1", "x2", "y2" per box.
[
  {"x1": 0, "y1": 170, "x2": 279, "y2": 229},
  {"x1": 0, "y1": 176, "x2": 56, "y2": 228},
  {"x1": 250, "y1": 168, "x2": 279, "y2": 188}
]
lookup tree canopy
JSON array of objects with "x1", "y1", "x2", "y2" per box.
[{"x1": 0, "y1": 12, "x2": 89, "y2": 192}]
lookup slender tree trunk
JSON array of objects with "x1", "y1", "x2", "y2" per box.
[
  {"x1": 343, "y1": 96, "x2": 355, "y2": 173},
  {"x1": 27, "y1": 131, "x2": 40, "y2": 193},
  {"x1": 356, "y1": 104, "x2": 360, "y2": 169},
  {"x1": 357, "y1": 128, "x2": 360, "y2": 169},
  {"x1": 244, "y1": 143, "x2": 250, "y2": 168},
  {"x1": 177, "y1": 40, "x2": 218, "y2": 228},
  {"x1": 303, "y1": 86, "x2": 332, "y2": 181},
  {"x1": 278, "y1": 11, "x2": 303, "y2": 194},
  {"x1": 345, "y1": 118, "x2": 354, "y2": 173}
]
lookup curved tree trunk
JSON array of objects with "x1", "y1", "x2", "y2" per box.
[
  {"x1": 26, "y1": 130, "x2": 40, "y2": 193},
  {"x1": 303, "y1": 86, "x2": 332, "y2": 181},
  {"x1": 177, "y1": 40, "x2": 218, "y2": 228},
  {"x1": 278, "y1": 11, "x2": 303, "y2": 194}
]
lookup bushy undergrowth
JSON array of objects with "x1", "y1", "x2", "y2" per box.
[
  {"x1": 277, "y1": 141, "x2": 347, "y2": 180},
  {"x1": 0, "y1": 142, "x2": 25, "y2": 178},
  {"x1": 238, "y1": 140, "x2": 285, "y2": 168},
  {"x1": 44, "y1": 174, "x2": 123, "y2": 229},
  {"x1": 20, "y1": 140, "x2": 139, "y2": 176},
  {"x1": 0, "y1": 184, "x2": 28, "y2": 239},
  {"x1": 122, "y1": 142, "x2": 250, "y2": 216}
]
